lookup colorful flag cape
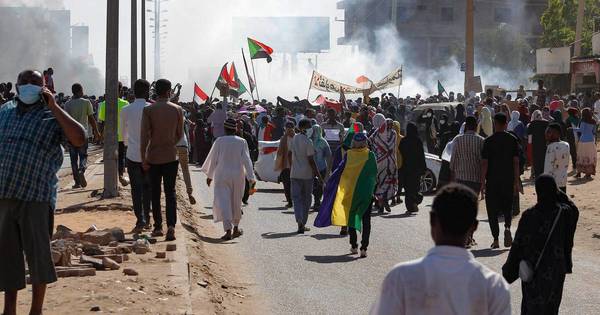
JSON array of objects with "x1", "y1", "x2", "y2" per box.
[
  {"x1": 314, "y1": 147, "x2": 377, "y2": 231},
  {"x1": 437, "y1": 80, "x2": 447, "y2": 96},
  {"x1": 248, "y1": 37, "x2": 274, "y2": 63},
  {"x1": 193, "y1": 83, "x2": 208, "y2": 103}
]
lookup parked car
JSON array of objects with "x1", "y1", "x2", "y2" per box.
[{"x1": 255, "y1": 140, "x2": 442, "y2": 194}]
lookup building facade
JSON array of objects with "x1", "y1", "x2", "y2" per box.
[{"x1": 338, "y1": 0, "x2": 547, "y2": 68}]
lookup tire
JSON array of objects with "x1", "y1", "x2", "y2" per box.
[{"x1": 420, "y1": 169, "x2": 437, "y2": 194}]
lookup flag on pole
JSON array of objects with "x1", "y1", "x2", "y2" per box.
[
  {"x1": 228, "y1": 62, "x2": 247, "y2": 97},
  {"x1": 193, "y1": 83, "x2": 208, "y2": 103},
  {"x1": 248, "y1": 37, "x2": 274, "y2": 63},
  {"x1": 437, "y1": 80, "x2": 447, "y2": 96},
  {"x1": 216, "y1": 63, "x2": 233, "y2": 96}
]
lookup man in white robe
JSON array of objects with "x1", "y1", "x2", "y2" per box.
[{"x1": 201, "y1": 118, "x2": 256, "y2": 240}]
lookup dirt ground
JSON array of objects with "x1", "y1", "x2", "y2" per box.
[
  {"x1": 516, "y1": 159, "x2": 600, "y2": 252},
  {"x1": 0, "y1": 156, "x2": 264, "y2": 314}
]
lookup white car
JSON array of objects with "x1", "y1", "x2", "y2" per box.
[{"x1": 255, "y1": 140, "x2": 442, "y2": 194}]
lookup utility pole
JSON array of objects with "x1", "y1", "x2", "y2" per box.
[
  {"x1": 391, "y1": 0, "x2": 398, "y2": 27},
  {"x1": 464, "y1": 0, "x2": 474, "y2": 96},
  {"x1": 571, "y1": 0, "x2": 585, "y2": 92},
  {"x1": 141, "y1": 0, "x2": 146, "y2": 79},
  {"x1": 154, "y1": 0, "x2": 161, "y2": 79},
  {"x1": 131, "y1": 0, "x2": 138, "y2": 84},
  {"x1": 104, "y1": 0, "x2": 119, "y2": 197}
]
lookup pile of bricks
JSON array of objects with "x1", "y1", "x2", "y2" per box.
[{"x1": 33, "y1": 225, "x2": 167, "y2": 281}]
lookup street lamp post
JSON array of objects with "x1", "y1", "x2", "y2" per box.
[
  {"x1": 104, "y1": 0, "x2": 119, "y2": 197},
  {"x1": 131, "y1": 0, "x2": 138, "y2": 84}
]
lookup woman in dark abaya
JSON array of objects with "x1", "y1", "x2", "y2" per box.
[
  {"x1": 417, "y1": 108, "x2": 437, "y2": 153},
  {"x1": 502, "y1": 175, "x2": 579, "y2": 315},
  {"x1": 455, "y1": 103, "x2": 466, "y2": 125},
  {"x1": 527, "y1": 110, "x2": 549, "y2": 178},
  {"x1": 399, "y1": 123, "x2": 426, "y2": 213}
]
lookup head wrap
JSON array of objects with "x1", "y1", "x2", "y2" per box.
[
  {"x1": 535, "y1": 174, "x2": 559, "y2": 206},
  {"x1": 479, "y1": 107, "x2": 493, "y2": 136},
  {"x1": 224, "y1": 118, "x2": 237, "y2": 131},
  {"x1": 351, "y1": 132, "x2": 368, "y2": 149},
  {"x1": 311, "y1": 124, "x2": 325, "y2": 149},
  {"x1": 532, "y1": 110, "x2": 544, "y2": 121},
  {"x1": 372, "y1": 113, "x2": 387, "y2": 132},
  {"x1": 507, "y1": 111, "x2": 521, "y2": 131}
]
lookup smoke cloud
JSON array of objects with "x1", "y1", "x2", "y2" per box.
[{"x1": 0, "y1": 0, "x2": 103, "y2": 95}]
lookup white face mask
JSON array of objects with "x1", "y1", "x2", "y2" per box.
[{"x1": 440, "y1": 120, "x2": 446, "y2": 124}]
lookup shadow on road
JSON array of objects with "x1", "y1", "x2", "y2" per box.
[
  {"x1": 258, "y1": 206, "x2": 288, "y2": 211},
  {"x1": 379, "y1": 213, "x2": 414, "y2": 219},
  {"x1": 470, "y1": 248, "x2": 509, "y2": 258},
  {"x1": 257, "y1": 188, "x2": 285, "y2": 194},
  {"x1": 304, "y1": 254, "x2": 358, "y2": 264},
  {"x1": 310, "y1": 234, "x2": 346, "y2": 240},
  {"x1": 181, "y1": 222, "x2": 237, "y2": 244},
  {"x1": 261, "y1": 231, "x2": 303, "y2": 239}
]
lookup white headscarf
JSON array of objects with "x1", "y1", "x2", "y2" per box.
[
  {"x1": 372, "y1": 113, "x2": 387, "y2": 133},
  {"x1": 508, "y1": 111, "x2": 521, "y2": 131}
]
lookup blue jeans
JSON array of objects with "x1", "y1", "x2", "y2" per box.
[
  {"x1": 127, "y1": 159, "x2": 152, "y2": 228},
  {"x1": 68, "y1": 141, "x2": 88, "y2": 184},
  {"x1": 291, "y1": 178, "x2": 313, "y2": 225}
]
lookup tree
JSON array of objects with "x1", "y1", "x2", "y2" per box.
[{"x1": 540, "y1": 0, "x2": 600, "y2": 55}]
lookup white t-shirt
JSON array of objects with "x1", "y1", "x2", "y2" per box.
[
  {"x1": 371, "y1": 246, "x2": 510, "y2": 315},
  {"x1": 290, "y1": 133, "x2": 315, "y2": 180}
]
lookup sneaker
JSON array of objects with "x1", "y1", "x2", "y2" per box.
[
  {"x1": 504, "y1": 229, "x2": 513, "y2": 248},
  {"x1": 491, "y1": 239, "x2": 500, "y2": 249},
  {"x1": 188, "y1": 194, "x2": 196, "y2": 205},
  {"x1": 79, "y1": 171, "x2": 87, "y2": 188},
  {"x1": 350, "y1": 247, "x2": 358, "y2": 255},
  {"x1": 340, "y1": 227, "x2": 348, "y2": 236},
  {"x1": 72, "y1": 183, "x2": 82, "y2": 189},
  {"x1": 165, "y1": 227, "x2": 176, "y2": 241},
  {"x1": 285, "y1": 202, "x2": 293, "y2": 208},
  {"x1": 360, "y1": 249, "x2": 368, "y2": 258},
  {"x1": 303, "y1": 226, "x2": 311, "y2": 232},
  {"x1": 151, "y1": 229, "x2": 164, "y2": 237},
  {"x1": 119, "y1": 176, "x2": 130, "y2": 186}
]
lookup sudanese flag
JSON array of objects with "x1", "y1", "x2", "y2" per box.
[{"x1": 248, "y1": 37, "x2": 274, "y2": 63}]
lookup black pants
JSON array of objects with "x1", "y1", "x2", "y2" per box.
[
  {"x1": 68, "y1": 140, "x2": 88, "y2": 184},
  {"x1": 312, "y1": 169, "x2": 327, "y2": 207},
  {"x1": 485, "y1": 190, "x2": 513, "y2": 239},
  {"x1": 403, "y1": 172, "x2": 421, "y2": 211},
  {"x1": 127, "y1": 159, "x2": 152, "y2": 228},
  {"x1": 118, "y1": 141, "x2": 126, "y2": 176},
  {"x1": 349, "y1": 203, "x2": 372, "y2": 250},
  {"x1": 280, "y1": 168, "x2": 291, "y2": 203},
  {"x1": 149, "y1": 161, "x2": 179, "y2": 229},
  {"x1": 242, "y1": 179, "x2": 250, "y2": 203}
]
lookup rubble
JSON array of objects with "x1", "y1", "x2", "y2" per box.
[
  {"x1": 102, "y1": 257, "x2": 121, "y2": 270},
  {"x1": 123, "y1": 268, "x2": 139, "y2": 276},
  {"x1": 166, "y1": 244, "x2": 177, "y2": 251},
  {"x1": 155, "y1": 252, "x2": 166, "y2": 259}
]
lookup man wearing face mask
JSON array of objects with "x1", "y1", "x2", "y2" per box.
[{"x1": 0, "y1": 70, "x2": 85, "y2": 315}]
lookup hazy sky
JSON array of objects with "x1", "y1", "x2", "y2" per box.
[{"x1": 62, "y1": 0, "x2": 343, "y2": 88}]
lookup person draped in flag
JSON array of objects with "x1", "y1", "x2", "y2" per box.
[
  {"x1": 370, "y1": 114, "x2": 398, "y2": 213},
  {"x1": 315, "y1": 132, "x2": 376, "y2": 258},
  {"x1": 201, "y1": 118, "x2": 256, "y2": 240}
]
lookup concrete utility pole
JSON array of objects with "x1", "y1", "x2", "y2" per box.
[
  {"x1": 154, "y1": 0, "x2": 161, "y2": 79},
  {"x1": 571, "y1": 0, "x2": 585, "y2": 92},
  {"x1": 574, "y1": 0, "x2": 585, "y2": 56},
  {"x1": 464, "y1": 0, "x2": 474, "y2": 96},
  {"x1": 131, "y1": 0, "x2": 138, "y2": 84},
  {"x1": 391, "y1": 0, "x2": 398, "y2": 27},
  {"x1": 104, "y1": 0, "x2": 119, "y2": 197},
  {"x1": 141, "y1": 0, "x2": 146, "y2": 79}
]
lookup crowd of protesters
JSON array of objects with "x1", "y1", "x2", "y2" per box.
[{"x1": 0, "y1": 67, "x2": 587, "y2": 315}]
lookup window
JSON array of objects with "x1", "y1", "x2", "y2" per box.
[
  {"x1": 441, "y1": 7, "x2": 453, "y2": 22},
  {"x1": 494, "y1": 8, "x2": 512, "y2": 23}
]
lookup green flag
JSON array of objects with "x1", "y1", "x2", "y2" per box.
[
  {"x1": 437, "y1": 80, "x2": 446, "y2": 96},
  {"x1": 248, "y1": 37, "x2": 274, "y2": 63}
]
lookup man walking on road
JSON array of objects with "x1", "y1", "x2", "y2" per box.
[
  {"x1": 121, "y1": 79, "x2": 153, "y2": 233},
  {"x1": 141, "y1": 79, "x2": 184, "y2": 241},
  {"x1": 481, "y1": 113, "x2": 521, "y2": 249},
  {"x1": 63, "y1": 83, "x2": 100, "y2": 188},
  {"x1": 450, "y1": 116, "x2": 484, "y2": 193},
  {"x1": 371, "y1": 184, "x2": 510, "y2": 315},
  {"x1": 0, "y1": 69, "x2": 86, "y2": 315},
  {"x1": 201, "y1": 118, "x2": 256, "y2": 240},
  {"x1": 290, "y1": 119, "x2": 322, "y2": 233}
]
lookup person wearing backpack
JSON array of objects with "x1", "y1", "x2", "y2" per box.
[{"x1": 502, "y1": 175, "x2": 579, "y2": 315}]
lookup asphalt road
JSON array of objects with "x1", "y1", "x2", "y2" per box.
[{"x1": 189, "y1": 166, "x2": 600, "y2": 315}]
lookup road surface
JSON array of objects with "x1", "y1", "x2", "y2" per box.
[{"x1": 189, "y1": 166, "x2": 599, "y2": 314}]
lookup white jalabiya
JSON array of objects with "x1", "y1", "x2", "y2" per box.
[{"x1": 200, "y1": 135, "x2": 255, "y2": 229}]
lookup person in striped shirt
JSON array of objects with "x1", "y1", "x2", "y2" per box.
[{"x1": 450, "y1": 116, "x2": 485, "y2": 194}]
